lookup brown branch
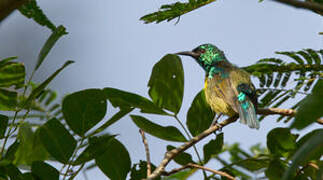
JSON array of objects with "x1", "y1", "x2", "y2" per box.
[
  {"x1": 273, "y1": 0, "x2": 323, "y2": 13},
  {"x1": 139, "y1": 129, "x2": 152, "y2": 177},
  {"x1": 162, "y1": 163, "x2": 236, "y2": 180},
  {"x1": 146, "y1": 108, "x2": 322, "y2": 179}
]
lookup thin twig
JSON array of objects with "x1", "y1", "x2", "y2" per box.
[
  {"x1": 139, "y1": 129, "x2": 152, "y2": 177},
  {"x1": 146, "y1": 108, "x2": 323, "y2": 179},
  {"x1": 273, "y1": 0, "x2": 323, "y2": 12}
]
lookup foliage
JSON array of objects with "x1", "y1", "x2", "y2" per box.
[{"x1": 0, "y1": 0, "x2": 322, "y2": 180}]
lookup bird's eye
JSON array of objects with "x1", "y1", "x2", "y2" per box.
[{"x1": 200, "y1": 49, "x2": 206, "y2": 53}]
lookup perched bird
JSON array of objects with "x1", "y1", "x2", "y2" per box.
[{"x1": 176, "y1": 43, "x2": 259, "y2": 129}]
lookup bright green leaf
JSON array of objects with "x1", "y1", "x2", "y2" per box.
[
  {"x1": 0, "y1": 58, "x2": 25, "y2": 89},
  {"x1": 0, "y1": 88, "x2": 17, "y2": 111},
  {"x1": 96, "y1": 138, "x2": 131, "y2": 180},
  {"x1": 39, "y1": 118, "x2": 76, "y2": 163},
  {"x1": 0, "y1": 114, "x2": 8, "y2": 138},
  {"x1": 187, "y1": 90, "x2": 215, "y2": 136},
  {"x1": 18, "y1": 0, "x2": 56, "y2": 31},
  {"x1": 282, "y1": 131, "x2": 323, "y2": 180},
  {"x1": 167, "y1": 145, "x2": 194, "y2": 165},
  {"x1": 62, "y1": 89, "x2": 107, "y2": 136},
  {"x1": 267, "y1": 128, "x2": 297, "y2": 157},
  {"x1": 293, "y1": 79, "x2": 323, "y2": 129},
  {"x1": 31, "y1": 161, "x2": 59, "y2": 180},
  {"x1": 148, "y1": 54, "x2": 184, "y2": 114},
  {"x1": 203, "y1": 133, "x2": 223, "y2": 163},
  {"x1": 162, "y1": 169, "x2": 196, "y2": 180},
  {"x1": 103, "y1": 87, "x2": 167, "y2": 115},
  {"x1": 131, "y1": 115, "x2": 186, "y2": 142},
  {"x1": 74, "y1": 134, "x2": 116, "y2": 165}
]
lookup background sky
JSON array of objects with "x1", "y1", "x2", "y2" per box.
[{"x1": 0, "y1": 0, "x2": 322, "y2": 179}]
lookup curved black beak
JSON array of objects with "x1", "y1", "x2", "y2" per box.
[{"x1": 175, "y1": 51, "x2": 199, "y2": 59}]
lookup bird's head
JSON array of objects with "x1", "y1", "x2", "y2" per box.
[{"x1": 176, "y1": 43, "x2": 227, "y2": 71}]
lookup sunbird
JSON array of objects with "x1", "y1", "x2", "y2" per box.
[{"x1": 176, "y1": 43, "x2": 259, "y2": 129}]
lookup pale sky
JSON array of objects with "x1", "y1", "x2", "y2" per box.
[{"x1": 0, "y1": 0, "x2": 322, "y2": 179}]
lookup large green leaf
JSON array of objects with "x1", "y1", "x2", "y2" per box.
[
  {"x1": 0, "y1": 57, "x2": 25, "y2": 88},
  {"x1": 167, "y1": 145, "x2": 194, "y2": 166},
  {"x1": 0, "y1": 114, "x2": 8, "y2": 138},
  {"x1": 18, "y1": 0, "x2": 56, "y2": 31},
  {"x1": 73, "y1": 134, "x2": 116, "y2": 165},
  {"x1": 267, "y1": 128, "x2": 297, "y2": 157},
  {"x1": 38, "y1": 118, "x2": 76, "y2": 163},
  {"x1": 265, "y1": 159, "x2": 286, "y2": 180},
  {"x1": 0, "y1": 88, "x2": 17, "y2": 111},
  {"x1": 103, "y1": 87, "x2": 167, "y2": 115},
  {"x1": 2, "y1": 164, "x2": 23, "y2": 180},
  {"x1": 130, "y1": 160, "x2": 159, "y2": 180},
  {"x1": 14, "y1": 123, "x2": 34, "y2": 165},
  {"x1": 31, "y1": 161, "x2": 59, "y2": 180},
  {"x1": 282, "y1": 131, "x2": 323, "y2": 180},
  {"x1": 293, "y1": 79, "x2": 323, "y2": 129},
  {"x1": 187, "y1": 90, "x2": 215, "y2": 136},
  {"x1": 203, "y1": 133, "x2": 223, "y2": 163},
  {"x1": 96, "y1": 138, "x2": 131, "y2": 180},
  {"x1": 148, "y1": 54, "x2": 184, "y2": 114},
  {"x1": 131, "y1": 115, "x2": 186, "y2": 142},
  {"x1": 235, "y1": 156, "x2": 271, "y2": 172},
  {"x1": 62, "y1": 89, "x2": 107, "y2": 136}
]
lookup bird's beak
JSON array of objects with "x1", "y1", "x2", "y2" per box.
[{"x1": 175, "y1": 51, "x2": 199, "y2": 59}]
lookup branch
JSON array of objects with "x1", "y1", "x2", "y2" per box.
[
  {"x1": 146, "y1": 108, "x2": 323, "y2": 179},
  {"x1": 162, "y1": 163, "x2": 236, "y2": 180},
  {"x1": 139, "y1": 129, "x2": 152, "y2": 177},
  {"x1": 273, "y1": 0, "x2": 323, "y2": 12}
]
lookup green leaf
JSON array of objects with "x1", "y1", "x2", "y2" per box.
[
  {"x1": 131, "y1": 115, "x2": 186, "y2": 142},
  {"x1": 14, "y1": 123, "x2": 34, "y2": 165},
  {"x1": 267, "y1": 128, "x2": 297, "y2": 157},
  {"x1": 0, "y1": 58, "x2": 25, "y2": 88},
  {"x1": 282, "y1": 131, "x2": 323, "y2": 180},
  {"x1": 34, "y1": 25, "x2": 67, "y2": 71},
  {"x1": 167, "y1": 145, "x2": 194, "y2": 165},
  {"x1": 39, "y1": 118, "x2": 76, "y2": 163},
  {"x1": 187, "y1": 90, "x2": 215, "y2": 136},
  {"x1": 162, "y1": 169, "x2": 196, "y2": 180},
  {"x1": 62, "y1": 89, "x2": 107, "y2": 136},
  {"x1": 293, "y1": 79, "x2": 323, "y2": 129},
  {"x1": 203, "y1": 133, "x2": 223, "y2": 163},
  {"x1": 265, "y1": 159, "x2": 286, "y2": 180},
  {"x1": 130, "y1": 160, "x2": 160, "y2": 180},
  {"x1": 0, "y1": 114, "x2": 8, "y2": 138},
  {"x1": 148, "y1": 54, "x2": 184, "y2": 114},
  {"x1": 140, "y1": 0, "x2": 216, "y2": 24},
  {"x1": 295, "y1": 129, "x2": 323, "y2": 161},
  {"x1": 18, "y1": 0, "x2": 56, "y2": 31},
  {"x1": 24, "y1": 60, "x2": 74, "y2": 108},
  {"x1": 235, "y1": 156, "x2": 271, "y2": 172},
  {"x1": 96, "y1": 138, "x2": 131, "y2": 180},
  {"x1": 3, "y1": 164, "x2": 23, "y2": 180},
  {"x1": 31, "y1": 161, "x2": 59, "y2": 180},
  {"x1": 4, "y1": 141, "x2": 20, "y2": 161},
  {"x1": 0, "y1": 88, "x2": 17, "y2": 111},
  {"x1": 74, "y1": 134, "x2": 116, "y2": 165},
  {"x1": 103, "y1": 87, "x2": 167, "y2": 115}
]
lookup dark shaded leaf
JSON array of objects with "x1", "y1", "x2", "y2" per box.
[
  {"x1": 0, "y1": 114, "x2": 8, "y2": 138},
  {"x1": 103, "y1": 87, "x2": 167, "y2": 115},
  {"x1": 265, "y1": 159, "x2": 286, "y2": 180},
  {"x1": 4, "y1": 141, "x2": 20, "y2": 161},
  {"x1": 0, "y1": 58, "x2": 25, "y2": 89},
  {"x1": 282, "y1": 131, "x2": 323, "y2": 180},
  {"x1": 39, "y1": 118, "x2": 76, "y2": 163},
  {"x1": 292, "y1": 79, "x2": 323, "y2": 129},
  {"x1": 62, "y1": 89, "x2": 107, "y2": 136},
  {"x1": 130, "y1": 160, "x2": 159, "y2": 180},
  {"x1": 148, "y1": 54, "x2": 184, "y2": 114},
  {"x1": 31, "y1": 161, "x2": 59, "y2": 180},
  {"x1": 167, "y1": 145, "x2": 194, "y2": 165},
  {"x1": 18, "y1": 0, "x2": 56, "y2": 31},
  {"x1": 74, "y1": 134, "x2": 116, "y2": 165},
  {"x1": 3, "y1": 164, "x2": 23, "y2": 180},
  {"x1": 187, "y1": 90, "x2": 215, "y2": 136},
  {"x1": 0, "y1": 88, "x2": 17, "y2": 111},
  {"x1": 236, "y1": 157, "x2": 270, "y2": 172},
  {"x1": 96, "y1": 138, "x2": 131, "y2": 180},
  {"x1": 203, "y1": 133, "x2": 223, "y2": 163},
  {"x1": 267, "y1": 128, "x2": 297, "y2": 157},
  {"x1": 295, "y1": 129, "x2": 323, "y2": 161},
  {"x1": 131, "y1": 115, "x2": 186, "y2": 142}
]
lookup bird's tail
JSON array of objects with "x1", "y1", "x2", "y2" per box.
[{"x1": 237, "y1": 92, "x2": 259, "y2": 129}]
